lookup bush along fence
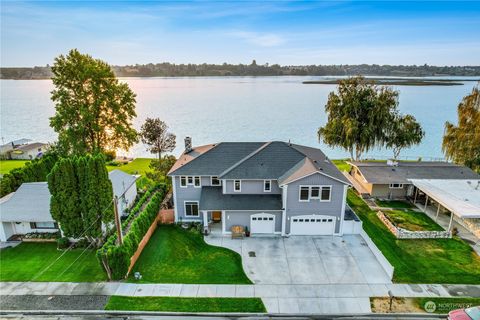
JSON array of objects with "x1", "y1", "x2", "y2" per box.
[
  {"x1": 97, "y1": 183, "x2": 168, "y2": 280},
  {"x1": 377, "y1": 210, "x2": 451, "y2": 239}
]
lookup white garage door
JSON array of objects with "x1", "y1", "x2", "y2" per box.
[
  {"x1": 250, "y1": 213, "x2": 275, "y2": 234},
  {"x1": 290, "y1": 215, "x2": 335, "y2": 235}
]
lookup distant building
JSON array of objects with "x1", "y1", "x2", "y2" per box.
[
  {"x1": 0, "y1": 138, "x2": 32, "y2": 158},
  {"x1": 346, "y1": 161, "x2": 480, "y2": 199},
  {"x1": 9, "y1": 142, "x2": 49, "y2": 160},
  {"x1": 108, "y1": 169, "x2": 138, "y2": 215}
]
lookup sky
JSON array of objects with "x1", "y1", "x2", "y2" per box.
[{"x1": 1, "y1": 1, "x2": 480, "y2": 67}]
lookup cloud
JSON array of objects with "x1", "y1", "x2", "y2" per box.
[{"x1": 229, "y1": 31, "x2": 286, "y2": 47}]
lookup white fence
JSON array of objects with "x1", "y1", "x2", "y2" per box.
[{"x1": 359, "y1": 229, "x2": 394, "y2": 280}]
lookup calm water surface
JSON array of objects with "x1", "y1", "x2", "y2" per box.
[{"x1": 0, "y1": 76, "x2": 477, "y2": 159}]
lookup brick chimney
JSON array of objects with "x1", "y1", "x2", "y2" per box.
[{"x1": 184, "y1": 137, "x2": 192, "y2": 153}]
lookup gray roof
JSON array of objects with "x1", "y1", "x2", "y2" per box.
[
  {"x1": 169, "y1": 141, "x2": 349, "y2": 184},
  {"x1": 1, "y1": 138, "x2": 32, "y2": 148},
  {"x1": 0, "y1": 182, "x2": 53, "y2": 222},
  {"x1": 14, "y1": 142, "x2": 47, "y2": 151},
  {"x1": 200, "y1": 186, "x2": 282, "y2": 211},
  {"x1": 108, "y1": 170, "x2": 137, "y2": 198},
  {"x1": 350, "y1": 161, "x2": 480, "y2": 184}
]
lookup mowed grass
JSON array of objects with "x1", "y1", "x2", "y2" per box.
[
  {"x1": 0, "y1": 243, "x2": 106, "y2": 282},
  {"x1": 331, "y1": 159, "x2": 351, "y2": 172},
  {"x1": 105, "y1": 296, "x2": 266, "y2": 312},
  {"x1": 128, "y1": 225, "x2": 251, "y2": 284},
  {"x1": 0, "y1": 160, "x2": 29, "y2": 175},
  {"x1": 347, "y1": 190, "x2": 480, "y2": 284},
  {"x1": 375, "y1": 199, "x2": 415, "y2": 209},
  {"x1": 106, "y1": 158, "x2": 154, "y2": 175},
  {"x1": 383, "y1": 210, "x2": 444, "y2": 231}
]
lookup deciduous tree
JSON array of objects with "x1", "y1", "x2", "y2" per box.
[
  {"x1": 318, "y1": 76, "x2": 399, "y2": 160},
  {"x1": 140, "y1": 118, "x2": 176, "y2": 160},
  {"x1": 386, "y1": 114, "x2": 424, "y2": 160},
  {"x1": 49, "y1": 49, "x2": 138, "y2": 155},
  {"x1": 442, "y1": 86, "x2": 480, "y2": 172}
]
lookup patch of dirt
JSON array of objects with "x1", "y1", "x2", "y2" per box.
[{"x1": 371, "y1": 297, "x2": 424, "y2": 313}]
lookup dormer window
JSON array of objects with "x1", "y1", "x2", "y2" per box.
[
  {"x1": 234, "y1": 180, "x2": 241, "y2": 192},
  {"x1": 211, "y1": 176, "x2": 221, "y2": 186},
  {"x1": 264, "y1": 180, "x2": 271, "y2": 192}
]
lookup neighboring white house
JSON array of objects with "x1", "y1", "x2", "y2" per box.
[
  {"x1": 0, "y1": 138, "x2": 32, "y2": 157},
  {"x1": 0, "y1": 182, "x2": 58, "y2": 241},
  {"x1": 0, "y1": 170, "x2": 138, "y2": 241},
  {"x1": 9, "y1": 142, "x2": 49, "y2": 160},
  {"x1": 108, "y1": 169, "x2": 138, "y2": 215}
]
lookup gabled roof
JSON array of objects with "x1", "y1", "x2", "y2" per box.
[
  {"x1": 168, "y1": 140, "x2": 349, "y2": 185},
  {"x1": 108, "y1": 170, "x2": 137, "y2": 198},
  {"x1": 0, "y1": 182, "x2": 53, "y2": 222},
  {"x1": 200, "y1": 186, "x2": 282, "y2": 211},
  {"x1": 349, "y1": 161, "x2": 479, "y2": 184},
  {"x1": 14, "y1": 142, "x2": 47, "y2": 152}
]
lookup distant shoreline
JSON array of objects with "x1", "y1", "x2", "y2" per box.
[{"x1": 302, "y1": 79, "x2": 475, "y2": 86}]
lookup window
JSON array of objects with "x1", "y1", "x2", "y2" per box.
[
  {"x1": 194, "y1": 176, "x2": 201, "y2": 187},
  {"x1": 211, "y1": 176, "x2": 221, "y2": 186},
  {"x1": 310, "y1": 186, "x2": 320, "y2": 199},
  {"x1": 299, "y1": 186, "x2": 310, "y2": 201},
  {"x1": 30, "y1": 222, "x2": 58, "y2": 229},
  {"x1": 320, "y1": 186, "x2": 331, "y2": 201},
  {"x1": 234, "y1": 180, "x2": 241, "y2": 192},
  {"x1": 184, "y1": 201, "x2": 199, "y2": 216},
  {"x1": 389, "y1": 183, "x2": 404, "y2": 189},
  {"x1": 187, "y1": 176, "x2": 193, "y2": 185},
  {"x1": 180, "y1": 176, "x2": 187, "y2": 187},
  {"x1": 264, "y1": 180, "x2": 271, "y2": 192}
]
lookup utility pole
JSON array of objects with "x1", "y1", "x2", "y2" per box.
[{"x1": 113, "y1": 196, "x2": 123, "y2": 245}]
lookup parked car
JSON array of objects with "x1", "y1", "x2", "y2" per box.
[{"x1": 448, "y1": 306, "x2": 480, "y2": 320}]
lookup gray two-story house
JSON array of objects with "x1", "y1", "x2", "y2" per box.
[{"x1": 168, "y1": 139, "x2": 352, "y2": 236}]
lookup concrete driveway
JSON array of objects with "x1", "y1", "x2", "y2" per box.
[{"x1": 205, "y1": 235, "x2": 391, "y2": 285}]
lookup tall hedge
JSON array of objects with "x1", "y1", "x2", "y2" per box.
[
  {"x1": 0, "y1": 154, "x2": 58, "y2": 197},
  {"x1": 97, "y1": 184, "x2": 167, "y2": 280}
]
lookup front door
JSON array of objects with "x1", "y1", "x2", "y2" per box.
[
  {"x1": 212, "y1": 211, "x2": 222, "y2": 222},
  {"x1": 250, "y1": 213, "x2": 275, "y2": 234}
]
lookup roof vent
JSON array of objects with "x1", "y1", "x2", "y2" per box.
[{"x1": 184, "y1": 137, "x2": 192, "y2": 153}]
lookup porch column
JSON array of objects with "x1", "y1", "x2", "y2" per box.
[
  {"x1": 448, "y1": 212, "x2": 454, "y2": 232},
  {"x1": 424, "y1": 195, "x2": 429, "y2": 212},
  {"x1": 413, "y1": 187, "x2": 418, "y2": 204},
  {"x1": 202, "y1": 210, "x2": 208, "y2": 227},
  {"x1": 435, "y1": 204, "x2": 441, "y2": 221},
  {"x1": 221, "y1": 211, "x2": 226, "y2": 235}
]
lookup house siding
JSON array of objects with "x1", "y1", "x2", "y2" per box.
[
  {"x1": 285, "y1": 173, "x2": 345, "y2": 234},
  {"x1": 371, "y1": 184, "x2": 409, "y2": 199},
  {"x1": 224, "y1": 179, "x2": 282, "y2": 194},
  {"x1": 224, "y1": 210, "x2": 282, "y2": 233},
  {"x1": 173, "y1": 176, "x2": 211, "y2": 221}
]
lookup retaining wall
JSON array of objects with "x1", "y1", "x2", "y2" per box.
[{"x1": 377, "y1": 211, "x2": 451, "y2": 239}]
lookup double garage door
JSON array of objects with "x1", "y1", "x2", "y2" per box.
[{"x1": 290, "y1": 215, "x2": 335, "y2": 235}]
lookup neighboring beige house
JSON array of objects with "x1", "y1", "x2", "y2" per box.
[
  {"x1": 10, "y1": 142, "x2": 48, "y2": 160},
  {"x1": 346, "y1": 160, "x2": 479, "y2": 199}
]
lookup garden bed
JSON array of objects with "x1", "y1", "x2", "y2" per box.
[
  {"x1": 375, "y1": 199, "x2": 415, "y2": 209},
  {"x1": 382, "y1": 210, "x2": 444, "y2": 231}
]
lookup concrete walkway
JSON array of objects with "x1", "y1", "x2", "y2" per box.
[{"x1": 2, "y1": 282, "x2": 479, "y2": 314}]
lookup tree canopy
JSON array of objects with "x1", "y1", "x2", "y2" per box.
[
  {"x1": 49, "y1": 49, "x2": 138, "y2": 155},
  {"x1": 140, "y1": 118, "x2": 176, "y2": 160},
  {"x1": 385, "y1": 114, "x2": 424, "y2": 160},
  {"x1": 48, "y1": 155, "x2": 113, "y2": 242},
  {"x1": 442, "y1": 86, "x2": 480, "y2": 172},
  {"x1": 318, "y1": 76, "x2": 400, "y2": 160}
]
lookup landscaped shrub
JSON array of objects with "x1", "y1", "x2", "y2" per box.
[
  {"x1": 57, "y1": 237, "x2": 70, "y2": 249},
  {"x1": 97, "y1": 183, "x2": 168, "y2": 280}
]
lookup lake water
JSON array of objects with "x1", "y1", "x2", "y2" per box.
[{"x1": 0, "y1": 76, "x2": 478, "y2": 159}]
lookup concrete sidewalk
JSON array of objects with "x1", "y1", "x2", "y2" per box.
[{"x1": 2, "y1": 281, "x2": 479, "y2": 313}]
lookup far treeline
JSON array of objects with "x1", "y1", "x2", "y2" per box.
[{"x1": 1, "y1": 61, "x2": 480, "y2": 79}]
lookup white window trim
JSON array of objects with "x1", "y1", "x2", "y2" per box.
[
  {"x1": 389, "y1": 183, "x2": 404, "y2": 189},
  {"x1": 211, "y1": 176, "x2": 221, "y2": 186},
  {"x1": 310, "y1": 186, "x2": 321, "y2": 200},
  {"x1": 233, "y1": 180, "x2": 241, "y2": 192},
  {"x1": 184, "y1": 200, "x2": 199, "y2": 217},
  {"x1": 194, "y1": 176, "x2": 201, "y2": 188},
  {"x1": 299, "y1": 185, "x2": 310, "y2": 202},
  {"x1": 180, "y1": 176, "x2": 187, "y2": 188},
  {"x1": 320, "y1": 185, "x2": 332, "y2": 202},
  {"x1": 263, "y1": 180, "x2": 272, "y2": 192}
]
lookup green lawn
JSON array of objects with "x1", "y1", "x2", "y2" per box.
[
  {"x1": 0, "y1": 160, "x2": 29, "y2": 175},
  {"x1": 0, "y1": 243, "x2": 106, "y2": 282},
  {"x1": 347, "y1": 190, "x2": 480, "y2": 284},
  {"x1": 105, "y1": 296, "x2": 266, "y2": 312},
  {"x1": 331, "y1": 159, "x2": 351, "y2": 172},
  {"x1": 375, "y1": 199, "x2": 415, "y2": 209},
  {"x1": 383, "y1": 209, "x2": 444, "y2": 231},
  {"x1": 128, "y1": 225, "x2": 251, "y2": 284},
  {"x1": 106, "y1": 158, "x2": 153, "y2": 175}
]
